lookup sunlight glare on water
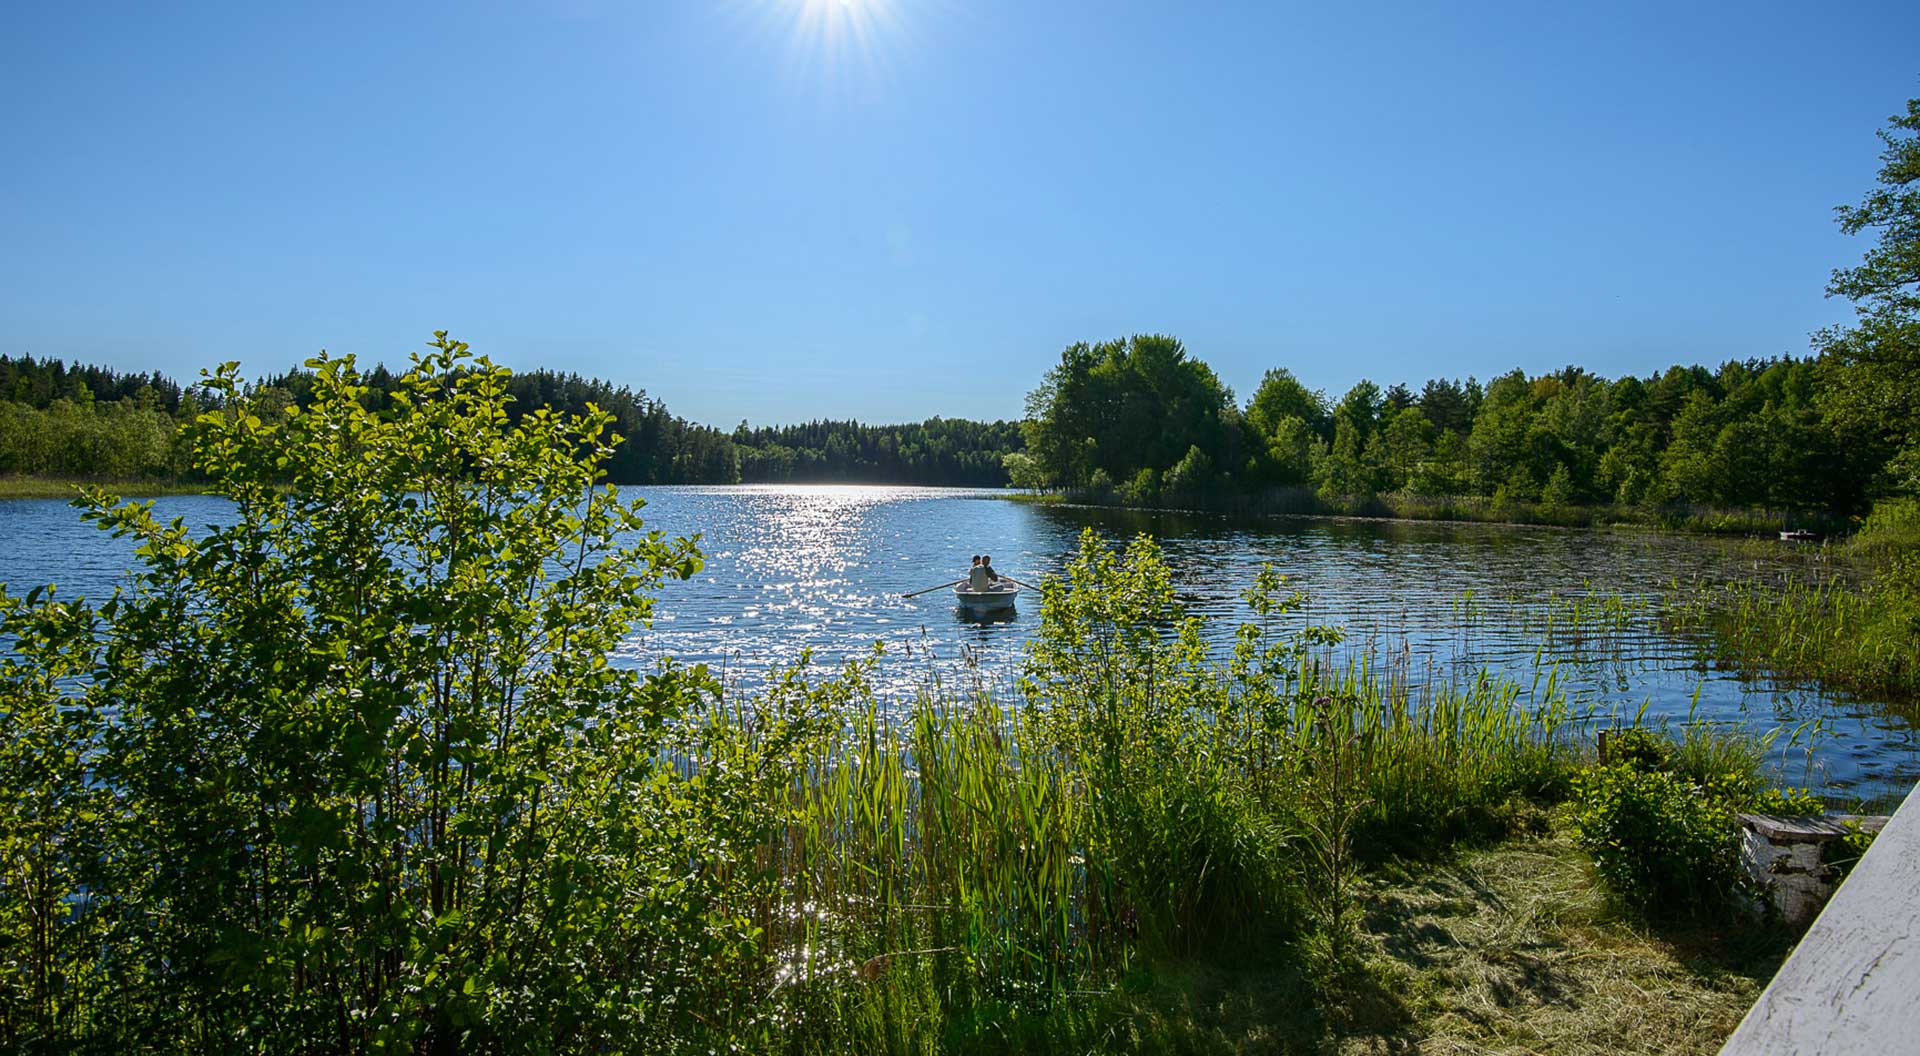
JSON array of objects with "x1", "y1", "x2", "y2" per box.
[{"x1": 2, "y1": 484, "x2": 1915, "y2": 804}]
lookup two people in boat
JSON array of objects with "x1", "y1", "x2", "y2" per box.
[{"x1": 966, "y1": 554, "x2": 1007, "y2": 591}]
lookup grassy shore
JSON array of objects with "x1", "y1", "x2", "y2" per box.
[
  {"x1": 684, "y1": 535, "x2": 1816, "y2": 1053},
  {"x1": 1008, "y1": 487, "x2": 1846, "y2": 538},
  {"x1": 0, "y1": 475, "x2": 205, "y2": 499}
]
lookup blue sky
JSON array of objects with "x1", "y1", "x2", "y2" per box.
[{"x1": 3, "y1": 1, "x2": 1917, "y2": 425}]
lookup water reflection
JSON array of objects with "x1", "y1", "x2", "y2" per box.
[
  {"x1": 953, "y1": 605, "x2": 1020, "y2": 628},
  {"x1": 1, "y1": 485, "x2": 1914, "y2": 805}
]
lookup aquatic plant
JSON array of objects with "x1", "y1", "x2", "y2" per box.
[{"x1": 1665, "y1": 556, "x2": 1920, "y2": 706}]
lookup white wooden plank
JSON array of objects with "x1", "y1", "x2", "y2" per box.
[{"x1": 1720, "y1": 787, "x2": 1920, "y2": 1055}]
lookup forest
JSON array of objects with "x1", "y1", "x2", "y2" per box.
[
  {"x1": 0, "y1": 339, "x2": 1902, "y2": 518},
  {"x1": 1013, "y1": 342, "x2": 1888, "y2": 516},
  {"x1": 0, "y1": 356, "x2": 1025, "y2": 488},
  {"x1": 732, "y1": 417, "x2": 1023, "y2": 486}
]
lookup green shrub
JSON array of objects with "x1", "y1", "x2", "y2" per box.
[
  {"x1": 1569, "y1": 763, "x2": 1741, "y2": 915},
  {"x1": 1850, "y1": 496, "x2": 1920, "y2": 559},
  {"x1": 1162, "y1": 444, "x2": 1214, "y2": 495},
  {"x1": 0, "y1": 337, "x2": 738, "y2": 1051},
  {"x1": 1746, "y1": 786, "x2": 1826, "y2": 815},
  {"x1": 1121, "y1": 465, "x2": 1160, "y2": 505},
  {"x1": 1609, "y1": 722, "x2": 1793, "y2": 809},
  {"x1": 1825, "y1": 821, "x2": 1879, "y2": 883},
  {"x1": 1604, "y1": 726, "x2": 1673, "y2": 772}
]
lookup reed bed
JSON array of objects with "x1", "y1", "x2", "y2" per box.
[
  {"x1": 1450, "y1": 586, "x2": 1661, "y2": 664},
  {"x1": 1665, "y1": 561, "x2": 1920, "y2": 706},
  {"x1": 642, "y1": 530, "x2": 1634, "y2": 1049}
]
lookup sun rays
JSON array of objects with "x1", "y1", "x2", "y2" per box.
[{"x1": 726, "y1": 0, "x2": 925, "y2": 100}]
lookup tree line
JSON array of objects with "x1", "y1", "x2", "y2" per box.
[
  {"x1": 732, "y1": 417, "x2": 1023, "y2": 486},
  {"x1": 0, "y1": 339, "x2": 1894, "y2": 510},
  {"x1": 0, "y1": 355, "x2": 1027, "y2": 487},
  {"x1": 261, "y1": 364, "x2": 744, "y2": 484},
  {"x1": 1013, "y1": 340, "x2": 1893, "y2": 516}
]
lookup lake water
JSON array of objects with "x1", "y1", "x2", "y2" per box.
[{"x1": 2, "y1": 484, "x2": 1913, "y2": 806}]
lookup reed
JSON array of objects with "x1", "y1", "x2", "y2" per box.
[
  {"x1": 1665, "y1": 563, "x2": 1920, "y2": 705},
  {"x1": 658, "y1": 530, "x2": 1648, "y2": 1049}
]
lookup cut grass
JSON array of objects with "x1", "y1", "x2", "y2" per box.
[{"x1": 1104, "y1": 819, "x2": 1787, "y2": 1055}]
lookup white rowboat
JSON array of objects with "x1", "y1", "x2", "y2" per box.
[{"x1": 953, "y1": 583, "x2": 1019, "y2": 610}]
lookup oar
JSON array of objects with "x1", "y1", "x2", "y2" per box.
[
  {"x1": 902, "y1": 578, "x2": 965, "y2": 599},
  {"x1": 1000, "y1": 576, "x2": 1039, "y2": 590}
]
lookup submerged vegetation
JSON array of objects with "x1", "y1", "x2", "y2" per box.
[{"x1": 0, "y1": 340, "x2": 1823, "y2": 1053}]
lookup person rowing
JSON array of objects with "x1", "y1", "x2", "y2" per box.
[
  {"x1": 980, "y1": 554, "x2": 1004, "y2": 587},
  {"x1": 967, "y1": 555, "x2": 992, "y2": 590}
]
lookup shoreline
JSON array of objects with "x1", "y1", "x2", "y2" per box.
[
  {"x1": 999, "y1": 487, "x2": 1853, "y2": 539},
  {"x1": 0, "y1": 477, "x2": 1022, "y2": 501},
  {"x1": 0, "y1": 475, "x2": 1846, "y2": 544},
  {"x1": 0, "y1": 476, "x2": 210, "y2": 500}
]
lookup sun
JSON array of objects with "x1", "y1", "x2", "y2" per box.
[
  {"x1": 790, "y1": 0, "x2": 900, "y2": 59},
  {"x1": 808, "y1": 0, "x2": 873, "y2": 14},
  {"x1": 731, "y1": 0, "x2": 914, "y2": 95}
]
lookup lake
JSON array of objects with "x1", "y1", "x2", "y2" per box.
[{"x1": 2, "y1": 484, "x2": 1913, "y2": 805}]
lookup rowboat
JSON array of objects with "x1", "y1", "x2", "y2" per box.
[{"x1": 953, "y1": 582, "x2": 1019, "y2": 610}]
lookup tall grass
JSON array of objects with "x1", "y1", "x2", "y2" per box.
[
  {"x1": 650, "y1": 531, "x2": 1613, "y2": 1048},
  {"x1": 1665, "y1": 502, "x2": 1920, "y2": 705}
]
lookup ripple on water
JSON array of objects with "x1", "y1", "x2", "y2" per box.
[{"x1": 0, "y1": 486, "x2": 1913, "y2": 804}]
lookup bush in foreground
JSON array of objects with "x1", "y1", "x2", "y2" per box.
[
  {"x1": 1569, "y1": 723, "x2": 1837, "y2": 918},
  {"x1": 1, "y1": 337, "x2": 743, "y2": 1051},
  {"x1": 1570, "y1": 762, "x2": 1742, "y2": 914}
]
